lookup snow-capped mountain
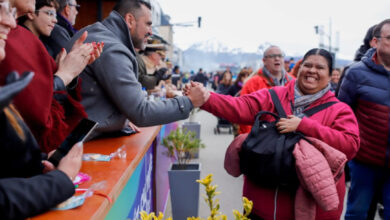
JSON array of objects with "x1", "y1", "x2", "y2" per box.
[
  {"x1": 181, "y1": 39, "x2": 260, "y2": 72},
  {"x1": 186, "y1": 38, "x2": 244, "y2": 54},
  {"x1": 179, "y1": 39, "x2": 352, "y2": 73}
]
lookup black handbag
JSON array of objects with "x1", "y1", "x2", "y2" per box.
[{"x1": 239, "y1": 89, "x2": 337, "y2": 189}]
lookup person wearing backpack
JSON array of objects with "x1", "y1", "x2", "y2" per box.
[{"x1": 184, "y1": 48, "x2": 360, "y2": 220}]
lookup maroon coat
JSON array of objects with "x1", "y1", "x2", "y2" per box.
[
  {"x1": 0, "y1": 25, "x2": 86, "y2": 153},
  {"x1": 202, "y1": 80, "x2": 360, "y2": 220}
]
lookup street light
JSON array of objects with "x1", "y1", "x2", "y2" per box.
[
  {"x1": 314, "y1": 19, "x2": 339, "y2": 53},
  {"x1": 314, "y1": 18, "x2": 340, "y2": 65}
]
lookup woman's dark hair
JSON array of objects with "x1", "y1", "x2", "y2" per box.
[
  {"x1": 234, "y1": 70, "x2": 249, "y2": 86},
  {"x1": 18, "y1": 0, "x2": 57, "y2": 25},
  {"x1": 302, "y1": 48, "x2": 333, "y2": 76},
  {"x1": 35, "y1": 0, "x2": 58, "y2": 11}
]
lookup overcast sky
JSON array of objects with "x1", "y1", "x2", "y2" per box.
[{"x1": 158, "y1": 0, "x2": 390, "y2": 60}]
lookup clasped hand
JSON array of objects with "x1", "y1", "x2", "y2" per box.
[
  {"x1": 183, "y1": 81, "x2": 210, "y2": 107},
  {"x1": 276, "y1": 115, "x2": 302, "y2": 133}
]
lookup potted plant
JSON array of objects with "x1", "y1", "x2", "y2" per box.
[
  {"x1": 182, "y1": 108, "x2": 201, "y2": 158},
  {"x1": 162, "y1": 127, "x2": 205, "y2": 220}
]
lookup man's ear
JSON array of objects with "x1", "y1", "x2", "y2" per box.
[
  {"x1": 372, "y1": 37, "x2": 379, "y2": 48},
  {"x1": 63, "y1": 5, "x2": 71, "y2": 17},
  {"x1": 124, "y1": 13, "x2": 136, "y2": 30}
]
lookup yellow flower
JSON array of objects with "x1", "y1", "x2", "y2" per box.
[
  {"x1": 187, "y1": 217, "x2": 202, "y2": 220},
  {"x1": 232, "y1": 210, "x2": 241, "y2": 219},
  {"x1": 140, "y1": 211, "x2": 150, "y2": 220},
  {"x1": 156, "y1": 212, "x2": 164, "y2": 220},
  {"x1": 197, "y1": 174, "x2": 213, "y2": 186},
  {"x1": 242, "y1": 197, "x2": 253, "y2": 216}
]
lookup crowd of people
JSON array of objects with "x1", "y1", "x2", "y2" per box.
[{"x1": 0, "y1": 0, "x2": 389, "y2": 219}]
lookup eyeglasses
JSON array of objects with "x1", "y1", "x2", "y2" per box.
[
  {"x1": 36, "y1": 10, "x2": 57, "y2": 18},
  {"x1": 377, "y1": 35, "x2": 390, "y2": 41},
  {"x1": 0, "y1": 2, "x2": 16, "y2": 19},
  {"x1": 68, "y1": 3, "x2": 80, "y2": 11},
  {"x1": 264, "y1": 54, "x2": 284, "y2": 59}
]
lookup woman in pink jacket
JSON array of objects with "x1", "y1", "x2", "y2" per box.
[{"x1": 185, "y1": 48, "x2": 360, "y2": 220}]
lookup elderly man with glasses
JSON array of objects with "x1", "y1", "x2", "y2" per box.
[
  {"x1": 238, "y1": 45, "x2": 294, "y2": 134},
  {"x1": 56, "y1": 0, "x2": 79, "y2": 36}
]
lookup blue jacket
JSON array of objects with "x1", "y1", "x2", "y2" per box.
[{"x1": 338, "y1": 48, "x2": 390, "y2": 168}]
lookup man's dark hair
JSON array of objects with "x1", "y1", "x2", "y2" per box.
[
  {"x1": 113, "y1": 0, "x2": 151, "y2": 18},
  {"x1": 302, "y1": 48, "x2": 333, "y2": 76},
  {"x1": 56, "y1": 0, "x2": 70, "y2": 13},
  {"x1": 373, "y1": 19, "x2": 390, "y2": 38}
]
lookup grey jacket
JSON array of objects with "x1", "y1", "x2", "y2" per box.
[{"x1": 67, "y1": 11, "x2": 193, "y2": 137}]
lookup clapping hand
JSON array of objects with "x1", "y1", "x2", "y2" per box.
[
  {"x1": 55, "y1": 31, "x2": 104, "y2": 86},
  {"x1": 183, "y1": 81, "x2": 210, "y2": 107}
]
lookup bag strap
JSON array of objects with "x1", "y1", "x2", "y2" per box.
[
  {"x1": 250, "y1": 111, "x2": 280, "y2": 140},
  {"x1": 303, "y1": 101, "x2": 338, "y2": 117},
  {"x1": 269, "y1": 89, "x2": 287, "y2": 118}
]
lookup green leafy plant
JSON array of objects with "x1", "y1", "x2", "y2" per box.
[
  {"x1": 139, "y1": 174, "x2": 253, "y2": 220},
  {"x1": 162, "y1": 127, "x2": 205, "y2": 166}
]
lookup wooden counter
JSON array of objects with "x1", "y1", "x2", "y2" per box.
[{"x1": 32, "y1": 125, "x2": 161, "y2": 220}]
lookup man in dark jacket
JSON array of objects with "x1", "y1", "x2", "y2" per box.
[
  {"x1": 339, "y1": 19, "x2": 390, "y2": 220},
  {"x1": 67, "y1": 0, "x2": 193, "y2": 138},
  {"x1": 193, "y1": 68, "x2": 208, "y2": 87},
  {"x1": 56, "y1": 0, "x2": 79, "y2": 37}
]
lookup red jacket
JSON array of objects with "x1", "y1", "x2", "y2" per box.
[
  {"x1": 202, "y1": 80, "x2": 359, "y2": 219},
  {"x1": 0, "y1": 26, "x2": 86, "y2": 153},
  {"x1": 239, "y1": 69, "x2": 293, "y2": 134}
]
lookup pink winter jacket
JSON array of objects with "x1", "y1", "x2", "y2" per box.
[
  {"x1": 204, "y1": 80, "x2": 359, "y2": 219},
  {"x1": 294, "y1": 137, "x2": 347, "y2": 220}
]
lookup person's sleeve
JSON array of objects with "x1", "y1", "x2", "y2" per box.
[
  {"x1": 0, "y1": 170, "x2": 75, "y2": 220},
  {"x1": 53, "y1": 75, "x2": 68, "y2": 105},
  {"x1": 91, "y1": 45, "x2": 193, "y2": 126},
  {"x1": 201, "y1": 89, "x2": 273, "y2": 125},
  {"x1": 240, "y1": 76, "x2": 259, "y2": 96},
  {"x1": 296, "y1": 103, "x2": 360, "y2": 160},
  {"x1": 337, "y1": 68, "x2": 358, "y2": 109}
]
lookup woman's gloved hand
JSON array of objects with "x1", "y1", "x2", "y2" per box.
[
  {"x1": 0, "y1": 71, "x2": 34, "y2": 110},
  {"x1": 154, "y1": 68, "x2": 171, "y2": 82}
]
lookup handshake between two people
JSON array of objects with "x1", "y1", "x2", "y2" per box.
[{"x1": 183, "y1": 81, "x2": 210, "y2": 108}]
